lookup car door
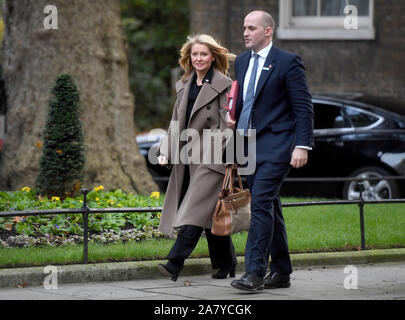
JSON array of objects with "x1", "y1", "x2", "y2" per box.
[
  {"x1": 284, "y1": 99, "x2": 357, "y2": 197},
  {"x1": 344, "y1": 105, "x2": 387, "y2": 163}
]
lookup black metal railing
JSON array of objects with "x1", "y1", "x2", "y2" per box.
[
  {"x1": 153, "y1": 175, "x2": 405, "y2": 183},
  {"x1": 1, "y1": 179, "x2": 404, "y2": 264}
]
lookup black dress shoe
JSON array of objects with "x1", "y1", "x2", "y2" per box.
[
  {"x1": 158, "y1": 263, "x2": 180, "y2": 282},
  {"x1": 264, "y1": 272, "x2": 291, "y2": 289},
  {"x1": 212, "y1": 263, "x2": 236, "y2": 279},
  {"x1": 231, "y1": 272, "x2": 264, "y2": 291}
]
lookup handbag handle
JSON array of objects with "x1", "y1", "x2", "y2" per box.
[
  {"x1": 225, "y1": 164, "x2": 244, "y2": 192},
  {"x1": 222, "y1": 166, "x2": 232, "y2": 191},
  {"x1": 234, "y1": 167, "x2": 244, "y2": 190}
]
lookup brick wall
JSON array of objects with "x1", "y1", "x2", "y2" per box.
[{"x1": 190, "y1": 0, "x2": 405, "y2": 101}]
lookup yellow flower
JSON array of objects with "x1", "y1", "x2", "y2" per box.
[
  {"x1": 95, "y1": 197, "x2": 100, "y2": 201},
  {"x1": 150, "y1": 191, "x2": 160, "y2": 199},
  {"x1": 51, "y1": 196, "x2": 60, "y2": 202},
  {"x1": 21, "y1": 186, "x2": 31, "y2": 193},
  {"x1": 93, "y1": 185, "x2": 104, "y2": 192},
  {"x1": 118, "y1": 204, "x2": 122, "y2": 207}
]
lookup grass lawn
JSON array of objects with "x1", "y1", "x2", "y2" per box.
[
  {"x1": 283, "y1": 202, "x2": 404, "y2": 252},
  {"x1": 0, "y1": 200, "x2": 404, "y2": 268}
]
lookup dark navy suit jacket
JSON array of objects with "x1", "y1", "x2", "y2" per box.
[{"x1": 235, "y1": 45, "x2": 314, "y2": 164}]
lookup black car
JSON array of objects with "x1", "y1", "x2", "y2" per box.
[{"x1": 137, "y1": 94, "x2": 405, "y2": 199}]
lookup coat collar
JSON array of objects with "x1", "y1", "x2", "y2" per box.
[
  {"x1": 176, "y1": 68, "x2": 230, "y2": 94},
  {"x1": 237, "y1": 45, "x2": 278, "y2": 104},
  {"x1": 176, "y1": 68, "x2": 231, "y2": 128},
  {"x1": 253, "y1": 45, "x2": 277, "y2": 103}
]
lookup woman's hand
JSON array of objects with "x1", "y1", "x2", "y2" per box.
[
  {"x1": 226, "y1": 112, "x2": 236, "y2": 130},
  {"x1": 158, "y1": 155, "x2": 169, "y2": 166}
]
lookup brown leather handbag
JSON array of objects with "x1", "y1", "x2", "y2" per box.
[{"x1": 211, "y1": 164, "x2": 251, "y2": 236}]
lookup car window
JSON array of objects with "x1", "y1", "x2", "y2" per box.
[
  {"x1": 313, "y1": 103, "x2": 349, "y2": 129},
  {"x1": 345, "y1": 106, "x2": 380, "y2": 128}
]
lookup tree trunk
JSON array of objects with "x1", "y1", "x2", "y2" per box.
[{"x1": 0, "y1": 0, "x2": 158, "y2": 194}]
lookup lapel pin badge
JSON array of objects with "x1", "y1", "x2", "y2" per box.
[{"x1": 263, "y1": 64, "x2": 273, "y2": 71}]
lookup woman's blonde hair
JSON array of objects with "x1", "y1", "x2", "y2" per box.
[{"x1": 179, "y1": 34, "x2": 236, "y2": 82}]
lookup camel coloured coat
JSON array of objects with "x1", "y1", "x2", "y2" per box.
[{"x1": 158, "y1": 68, "x2": 232, "y2": 236}]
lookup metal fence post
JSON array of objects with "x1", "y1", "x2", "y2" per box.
[
  {"x1": 81, "y1": 188, "x2": 89, "y2": 264},
  {"x1": 358, "y1": 183, "x2": 366, "y2": 250}
]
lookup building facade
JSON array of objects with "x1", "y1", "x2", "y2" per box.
[{"x1": 190, "y1": 0, "x2": 405, "y2": 100}]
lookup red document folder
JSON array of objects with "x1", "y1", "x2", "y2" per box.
[{"x1": 225, "y1": 80, "x2": 239, "y2": 121}]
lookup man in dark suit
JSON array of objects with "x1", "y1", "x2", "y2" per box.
[{"x1": 228, "y1": 10, "x2": 314, "y2": 291}]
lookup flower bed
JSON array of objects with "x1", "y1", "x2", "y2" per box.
[{"x1": 0, "y1": 186, "x2": 167, "y2": 248}]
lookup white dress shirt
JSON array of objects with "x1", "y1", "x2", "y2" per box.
[{"x1": 242, "y1": 43, "x2": 272, "y2": 102}]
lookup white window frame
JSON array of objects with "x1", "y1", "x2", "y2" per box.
[{"x1": 277, "y1": 0, "x2": 375, "y2": 40}]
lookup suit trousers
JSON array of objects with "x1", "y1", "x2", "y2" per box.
[
  {"x1": 167, "y1": 225, "x2": 237, "y2": 272},
  {"x1": 245, "y1": 161, "x2": 293, "y2": 277}
]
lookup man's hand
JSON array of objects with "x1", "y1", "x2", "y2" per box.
[
  {"x1": 290, "y1": 148, "x2": 308, "y2": 169},
  {"x1": 226, "y1": 112, "x2": 236, "y2": 130}
]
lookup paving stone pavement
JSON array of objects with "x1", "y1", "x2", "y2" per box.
[{"x1": 1, "y1": 262, "x2": 404, "y2": 301}]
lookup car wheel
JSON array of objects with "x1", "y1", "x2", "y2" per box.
[{"x1": 343, "y1": 166, "x2": 400, "y2": 200}]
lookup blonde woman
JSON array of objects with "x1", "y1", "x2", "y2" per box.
[{"x1": 157, "y1": 34, "x2": 237, "y2": 281}]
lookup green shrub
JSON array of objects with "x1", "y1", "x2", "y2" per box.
[{"x1": 35, "y1": 74, "x2": 85, "y2": 198}]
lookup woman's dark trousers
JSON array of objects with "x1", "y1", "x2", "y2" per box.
[{"x1": 166, "y1": 225, "x2": 236, "y2": 273}]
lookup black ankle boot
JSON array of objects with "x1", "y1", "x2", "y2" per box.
[
  {"x1": 212, "y1": 263, "x2": 236, "y2": 279},
  {"x1": 158, "y1": 263, "x2": 180, "y2": 282}
]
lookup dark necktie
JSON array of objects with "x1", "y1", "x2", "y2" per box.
[{"x1": 237, "y1": 53, "x2": 259, "y2": 133}]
